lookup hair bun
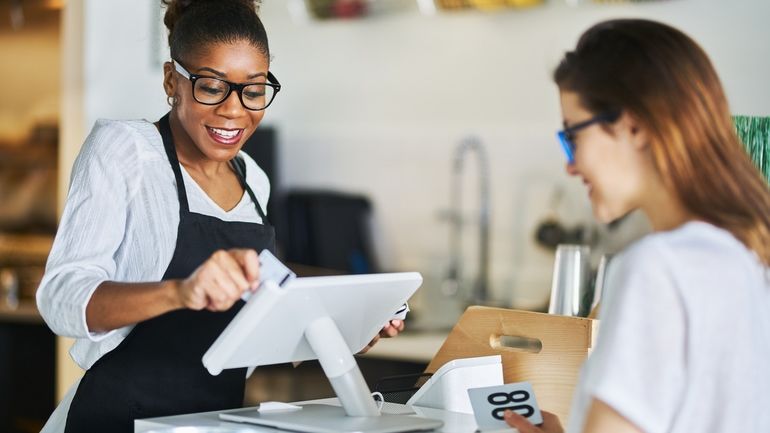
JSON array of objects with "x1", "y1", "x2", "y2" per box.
[{"x1": 162, "y1": 0, "x2": 260, "y2": 34}]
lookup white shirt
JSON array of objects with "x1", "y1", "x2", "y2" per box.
[
  {"x1": 568, "y1": 221, "x2": 770, "y2": 433},
  {"x1": 37, "y1": 119, "x2": 270, "y2": 433}
]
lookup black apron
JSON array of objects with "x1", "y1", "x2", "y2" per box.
[{"x1": 65, "y1": 113, "x2": 276, "y2": 433}]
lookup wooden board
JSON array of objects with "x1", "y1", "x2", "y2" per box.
[{"x1": 425, "y1": 306, "x2": 597, "y2": 424}]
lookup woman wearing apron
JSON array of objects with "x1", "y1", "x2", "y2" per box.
[{"x1": 37, "y1": 1, "x2": 402, "y2": 432}]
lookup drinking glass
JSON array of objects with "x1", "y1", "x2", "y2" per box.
[{"x1": 548, "y1": 245, "x2": 591, "y2": 317}]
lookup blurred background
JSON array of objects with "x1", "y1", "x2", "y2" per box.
[{"x1": 0, "y1": 0, "x2": 768, "y2": 431}]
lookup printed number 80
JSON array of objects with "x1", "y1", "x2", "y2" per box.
[{"x1": 488, "y1": 390, "x2": 534, "y2": 420}]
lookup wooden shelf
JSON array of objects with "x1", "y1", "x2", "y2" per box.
[
  {"x1": 0, "y1": 233, "x2": 53, "y2": 265},
  {"x1": 0, "y1": 301, "x2": 43, "y2": 324}
]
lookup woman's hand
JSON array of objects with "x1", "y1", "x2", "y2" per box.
[
  {"x1": 177, "y1": 248, "x2": 260, "y2": 311},
  {"x1": 357, "y1": 319, "x2": 405, "y2": 354},
  {"x1": 504, "y1": 410, "x2": 564, "y2": 433},
  {"x1": 84, "y1": 249, "x2": 259, "y2": 331}
]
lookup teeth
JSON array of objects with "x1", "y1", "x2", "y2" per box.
[{"x1": 210, "y1": 127, "x2": 239, "y2": 139}]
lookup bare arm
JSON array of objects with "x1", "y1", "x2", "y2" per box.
[
  {"x1": 86, "y1": 280, "x2": 182, "y2": 332},
  {"x1": 85, "y1": 248, "x2": 260, "y2": 333}
]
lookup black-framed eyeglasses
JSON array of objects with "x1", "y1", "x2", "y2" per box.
[
  {"x1": 173, "y1": 60, "x2": 281, "y2": 111},
  {"x1": 557, "y1": 111, "x2": 620, "y2": 164}
]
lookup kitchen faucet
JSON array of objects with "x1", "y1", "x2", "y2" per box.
[{"x1": 444, "y1": 136, "x2": 491, "y2": 305}]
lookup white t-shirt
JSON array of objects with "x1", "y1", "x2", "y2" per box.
[
  {"x1": 568, "y1": 221, "x2": 770, "y2": 433},
  {"x1": 36, "y1": 118, "x2": 270, "y2": 433}
]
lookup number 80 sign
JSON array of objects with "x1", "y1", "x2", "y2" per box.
[{"x1": 468, "y1": 382, "x2": 543, "y2": 430}]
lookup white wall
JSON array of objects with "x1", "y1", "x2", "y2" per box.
[{"x1": 71, "y1": 0, "x2": 770, "y2": 314}]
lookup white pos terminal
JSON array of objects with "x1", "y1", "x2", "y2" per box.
[{"x1": 201, "y1": 272, "x2": 443, "y2": 433}]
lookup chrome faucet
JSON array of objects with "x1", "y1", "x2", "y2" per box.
[{"x1": 443, "y1": 136, "x2": 491, "y2": 305}]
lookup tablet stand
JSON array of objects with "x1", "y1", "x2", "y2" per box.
[
  {"x1": 206, "y1": 275, "x2": 443, "y2": 433},
  {"x1": 305, "y1": 316, "x2": 380, "y2": 417}
]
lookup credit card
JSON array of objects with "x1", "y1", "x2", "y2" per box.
[{"x1": 241, "y1": 250, "x2": 296, "y2": 301}]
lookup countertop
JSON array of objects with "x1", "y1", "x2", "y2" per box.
[
  {"x1": 135, "y1": 398, "x2": 478, "y2": 433},
  {"x1": 360, "y1": 330, "x2": 449, "y2": 363}
]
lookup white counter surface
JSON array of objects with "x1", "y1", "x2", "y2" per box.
[
  {"x1": 134, "y1": 332, "x2": 456, "y2": 432},
  {"x1": 135, "y1": 398, "x2": 478, "y2": 433}
]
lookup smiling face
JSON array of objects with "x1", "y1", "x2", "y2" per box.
[
  {"x1": 559, "y1": 90, "x2": 651, "y2": 223},
  {"x1": 163, "y1": 40, "x2": 269, "y2": 163}
]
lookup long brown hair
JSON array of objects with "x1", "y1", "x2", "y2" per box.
[{"x1": 554, "y1": 19, "x2": 770, "y2": 265}]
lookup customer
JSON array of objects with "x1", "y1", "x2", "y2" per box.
[
  {"x1": 37, "y1": 1, "x2": 401, "y2": 432},
  {"x1": 506, "y1": 19, "x2": 770, "y2": 433}
]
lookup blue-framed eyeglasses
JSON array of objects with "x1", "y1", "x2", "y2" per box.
[
  {"x1": 557, "y1": 111, "x2": 620, "y2": 164},
  {"x1": 173, "y1": 59, "x2": 281, "y2": 111}
]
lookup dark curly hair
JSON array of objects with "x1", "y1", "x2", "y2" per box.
[{"x1": 161, "y1": 0, "x2": 268, "y2": 62}]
